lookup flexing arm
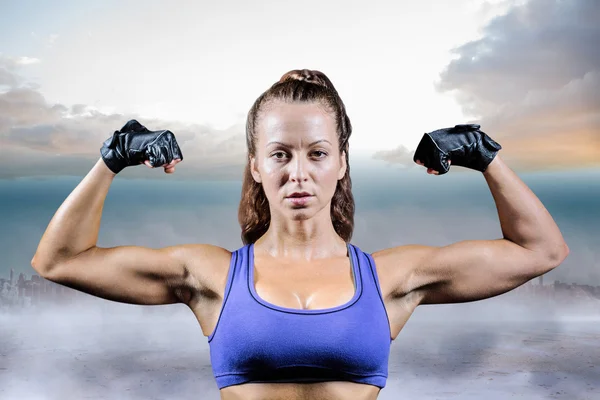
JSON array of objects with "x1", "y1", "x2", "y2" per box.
[
  {"x1": 375, "y1": 126, "x2": 569, "y2": 305},
  {"x1": 29, "y1": 121, "x2": 215, "y2": 306},
  {"x1": 30, "y1": 158, "x2": 200, "y2": 305},
  {"x1": 415, "y1": 156, "x2": 568, "y2": 304}
]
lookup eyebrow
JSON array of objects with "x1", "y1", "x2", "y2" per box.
[{"x1": 267, "y1": 139, "x2": 332, "y2": 147}]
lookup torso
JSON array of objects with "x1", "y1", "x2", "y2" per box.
[{"x1": 185, "y1": 243, "x2": 419, "y2": 400}]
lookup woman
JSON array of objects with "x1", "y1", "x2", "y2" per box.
[{"x1": 31, "y1": 69, "x2": 569, "y2": 400}]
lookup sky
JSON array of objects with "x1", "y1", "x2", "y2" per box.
[{"x1": 1, "y1": 0, "x2": 597, "y2": 179}]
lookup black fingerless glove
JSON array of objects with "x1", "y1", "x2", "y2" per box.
[
  {"x1": 100, "y1": 120, "x2": 183, "y2": 174},
  {"x1": 413, "y1": 124, "x2": 501, "y2": 175}
]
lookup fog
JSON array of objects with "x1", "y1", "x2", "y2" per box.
[{"x1": 2, "y1": 294, "x2": 598, "y2": 399}]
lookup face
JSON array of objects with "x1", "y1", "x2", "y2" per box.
[{"x1": 250, "y1": 101, "x2": 347, "y2": 220}]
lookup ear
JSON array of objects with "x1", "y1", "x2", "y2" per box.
[
  {"x1": 250, "y1": 156, "x2": 262, "y2": 183},
  {"x1": 338, "y1": 150, "x2": 347, "y2": 180}
]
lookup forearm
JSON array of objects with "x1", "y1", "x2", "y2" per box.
[
  {"x1": 483, "y1": 155, "x2": 569, "y2": 262},
  {"x1": 32, "y1": 158, "x2": 117, "y2": 272}
]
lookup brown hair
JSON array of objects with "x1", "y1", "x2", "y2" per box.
[{"x1": 238, "y1": 69, "x2": 354, "y2": 245}]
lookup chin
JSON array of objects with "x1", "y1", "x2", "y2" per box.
[
  {"x1": 285, "y1": 202, "x2": 330, "y2": 221},
  {"x1": 288, "y1": 209, "x2": 312, "y2": 221}
]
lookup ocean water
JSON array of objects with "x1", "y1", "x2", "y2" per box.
[{"x1": 1, "y1": 164, "x2": 599, "y2": 285}]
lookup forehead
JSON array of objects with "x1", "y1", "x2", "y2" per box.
[{"x1": 257, "y1": 102, "x2": 337, "y2": 145}]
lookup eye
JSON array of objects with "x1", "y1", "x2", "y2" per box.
[
  {"x1": 312, "y1": 150, "x2": 327, "y2": 158},
  {"x1": 271, "y1": 151, "x2": 288, "y2": 160}
]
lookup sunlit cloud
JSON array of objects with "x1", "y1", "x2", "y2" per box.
[{"x1": 376, "y1": 0, "x2": 600, "y2": 171}]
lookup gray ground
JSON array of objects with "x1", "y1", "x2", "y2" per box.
[{"x1": 1, "y1": 296, "x2": 598, "y2": 400}]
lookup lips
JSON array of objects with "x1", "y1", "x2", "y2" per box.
[
  {"x1": 287, "y1": 192, "x2": 312, "y2": 198},
  {"x1": 286, "y1": 194, "x2": 313, "y2": 206}
]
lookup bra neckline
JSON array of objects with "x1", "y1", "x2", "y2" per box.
[{"x1": 247, "y1": 243, "x2": 363, "y2": 314}]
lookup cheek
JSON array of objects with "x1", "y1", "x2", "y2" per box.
[
  {"x1": 259, "y1": 161, "x2": 284, "y2": 191},
  {"x1": 315, "y1": 162, "x2": 342, "y2": 194},
  {"x1": 261, "y1": 160, "x2": 279, "y2": 176},
  {"x1": 320, "y1": 159, "x2": 342, "y2": 178}
]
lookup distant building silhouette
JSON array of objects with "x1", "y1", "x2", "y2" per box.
[{"x1": 0, "y1": 269, "x2": 85, "y2": 310}]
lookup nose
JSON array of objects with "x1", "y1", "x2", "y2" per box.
[{"x1": 288, "y1": 155, "x2": 309, "y2": 182}]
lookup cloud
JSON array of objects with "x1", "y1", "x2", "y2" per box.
[
  {"x1": 14, "y1": 56, "x2": 40, "y2": 66},
  {"x1": 0, "y1": 68, "x2": 20, "y2": 87},
  {"x1": 376, "y1": 0, "x2": 600, "y2": 171},
  {"x1": 0, "y1": 54, "x2": 41, "y2": 70},
  {"x1": 0, "y1": 54, "x2": 41, "y2": 88},
  {"x1": 372, "y1": 145, "x2": 415, "y2": 168},
  {"x1": 0, "y1": 56, "x2": 248, "y2": 180}
]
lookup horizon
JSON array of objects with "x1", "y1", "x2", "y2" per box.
[{"x1": 2, "y1": 164, "x2": 598, "y2": 287}]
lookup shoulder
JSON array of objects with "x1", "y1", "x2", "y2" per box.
[
  {"x1": 370, "y1": 244, "x2": 438, "y2": 299},
  {"x1": 171, "y1": 243, "x2": 233, "y2": 261}
]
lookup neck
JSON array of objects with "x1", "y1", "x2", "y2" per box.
[{"x1": 255, "y1": 207, "x2": 347, "y2": 261}]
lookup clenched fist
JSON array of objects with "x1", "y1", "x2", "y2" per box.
[
  {"x1": 413, "y1": 124, "x2": 501, "y2": 175},
  {"x1": 100, "y1": 120, "x2": 183, "y2": 174}
]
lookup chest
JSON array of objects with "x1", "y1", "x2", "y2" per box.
[
  {"x1": 252, "y1": 256, "x2": 357, "y2": 311},
  {"x1": 247, "y1": 252, "x2": 420, "y2": 341}
]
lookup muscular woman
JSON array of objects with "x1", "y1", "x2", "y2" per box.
[{"x1": 31, "y1": 69, "x2": 569, "y2": 400}]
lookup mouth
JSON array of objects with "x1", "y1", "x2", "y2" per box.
[
  {"x1": 285, "y1": 193, "x2": 314, "y2": 206},
  {"x1": 286, "y1": 192, "x2": 312, "y2": 198}
]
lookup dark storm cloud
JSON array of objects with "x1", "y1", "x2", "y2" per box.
[{"x1": 376, "y1": 0, "x2": 600, "y2": 170}]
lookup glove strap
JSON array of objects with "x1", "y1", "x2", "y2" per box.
[{"x1": 100, "y1": 131, "x2": 126, "y2": 174}]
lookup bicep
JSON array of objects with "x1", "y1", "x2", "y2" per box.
[
  {"x1": 44, "y1": 245, "x2": 200, "y2": 306},
  {"x1": 413, "y1": 239, "x2": 545, "y2": 305},
  {"x1": 374, "y1": 240, "x2": 551, "y2": 306}
]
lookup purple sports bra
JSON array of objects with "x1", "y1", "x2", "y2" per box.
[{"x1": 207, "y1": 242, "x2": 392, "y2": 389}]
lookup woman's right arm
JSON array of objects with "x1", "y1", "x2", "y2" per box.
[{"x1": 30, "y1": 157, "x2": 218, "y2": 306}]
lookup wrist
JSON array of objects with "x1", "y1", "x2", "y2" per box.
[
  {"x1": 96, "y1": 157, "x2": 118, "y2": 178},
  {"x1": 482, "y1": 154, "x2": 502, "y2": 176},
  {"x1": 100, "y1": 147, "x2": 126, "y2": 174}
]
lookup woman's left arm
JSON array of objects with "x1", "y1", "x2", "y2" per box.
[{"x1": 374, "y1": 154, "x2": 569, "y2": 305}]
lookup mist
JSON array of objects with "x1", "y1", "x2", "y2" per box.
[{"x1": 2, "y1": 293, "x2": 598, "y2": 399}]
